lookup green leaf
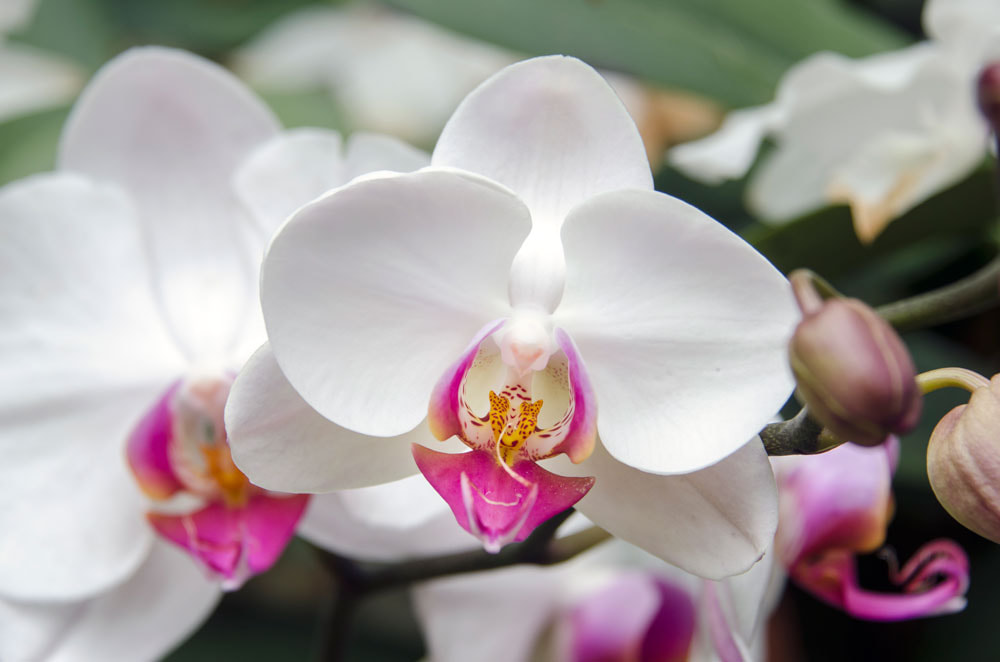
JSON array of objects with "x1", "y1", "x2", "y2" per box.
[
  {"x1": 96, "y1": 0, "x2": 323, "y2": 57},
  {"x1": 8, "y1": 0, "x2": 117, "y2": 70},
  {"x1": 0, "y1": 107, "x2": 69, "y2": 187},
  {"x1": 384, "y1": 0, "x2": 909, "y2": 107}
]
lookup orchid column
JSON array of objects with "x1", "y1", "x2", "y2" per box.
[{"x1": 227, "y1": 55, "x2": 800, "y2": 578}]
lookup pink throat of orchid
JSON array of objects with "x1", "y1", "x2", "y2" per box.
[
  {"x1": 126, "y1": 374, "x2": 308, "y2": 589},
  {"x1": 417, "y1": 319, "x2": 598, "y2": 552}
]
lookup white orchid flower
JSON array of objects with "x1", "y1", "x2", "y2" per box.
[
  {"x1": 669, "y1": 0, "x2": 1000, "y2": 243},
  {"x1": 227, "y1": 55, "x2": 798, "y2": 578},
  {"x1": 414, "y1": 538, "x2": 782, "y2": 662},
  {"x1": 0, "y1": 45, "x2": 429, "y2": 661},
  {"x1": 0, "y1": 0, "x2": 82, "y2": 123}
]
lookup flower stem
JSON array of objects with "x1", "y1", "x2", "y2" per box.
[
  {"x1": 760, "y1": 406, "x2": 842, "y2": 456},
  {"x1": 917, "y1": 367, "x2": 990, "y2": 394},
  {"x1": 876, "y1": 253, "x2": 1000, "y2": 333}
]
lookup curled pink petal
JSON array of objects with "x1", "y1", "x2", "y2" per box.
[
  {"x1": 148, "y1": 492, "x2": 309, "y2": 590},
  {"x1": 412, "y1": 444, "x2": 593, "y2": 552},
  {"x1": 791, "y1": 540, "x2": 969, "y2": 622},
  {"x1": 126, "y1": 380, "x2": 185, "y2": 500},
  {"x1": 427, "y1": 319, "x2": 505, "y2": 447}
]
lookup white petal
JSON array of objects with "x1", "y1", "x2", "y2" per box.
[
  {"x1": 0, "y1": 173, "x2": 186, "y2": 601},
  {"x1": 233, "y1": 129, "x2": 431, "y2": 239},
  {"x1": 924, "y1": 0, "x2": 1000, "y2": 43},
  {"x1": 556, "y1": 189, "x2": 797, "y2": 474},
  {"x1": 261, "y1": 168, "x2": 530, "y2": 436},
  {"x1": 0, "y1": 540, "x2": 221, "y2": 662},
  {"x1": 413, "y1": 565, "x2": 564, "y2": 662},
  {"x1": 0, "y1": 44, "x2": 82, "y2": 123},
  {"x1": 343, "y1": 131, "x2": 430, "y2": 178},
  {"x1": 667, "y1": 106, "x2": 780, "y2": 184},
  {"x1": 234, "y1": 128, "x2": 347, "y2": 237},
  {"x1": 547, "y1": 439, "x2": 779, "y2": 580},
  {"x1": 433, "y1": 56, "x2": 652, "y2": 229},
  {"x1": 59, "y1": 47, "x2": 279, "y2": 362},
  {"x1": 747, "y1": 46, "x2": 972, "y2": 224},
  {"x1": 226, "y1": 344, "x2": 429, "y2": 492},
  {"x1": 299, "y1": 475, "x2": 476, "y2": 561}
]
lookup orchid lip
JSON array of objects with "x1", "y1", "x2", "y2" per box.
[{"x1": 127, "y1": 373, "x2": 308, "y2": 584}]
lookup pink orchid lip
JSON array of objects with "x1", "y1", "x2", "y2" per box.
[
  {"x1": 148, "y1": 492, "x2": 310, "y2": 590},
  {"x1": 412, "y1": 445, "x2": 593, "y2": 552},
  {"x1": 128, "y1": 375, "x2": 311, "y2": 586}
]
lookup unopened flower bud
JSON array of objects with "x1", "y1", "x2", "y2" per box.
[
  {"x1": 788, "y1": 273, "x2": 921, "y2": 446},
  {"x1": 977, "y1": 61, "x2": 1000, "y2": 135},
  {"x1": 927, "y1": 375, "x2": 1000, "y2": 544}
]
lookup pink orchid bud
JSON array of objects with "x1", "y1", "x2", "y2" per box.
[
  {"x1": 977, "y1": 61, "x2": 1000, "y2": 135},
  {"x1": 927, "y1": 375, "x2": 1000, "y2": 544},
  {"x1": 788, "y1": 273, "x2": 921, "y2": 446}
]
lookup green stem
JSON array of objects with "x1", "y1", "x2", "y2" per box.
[{"x1": 876, "y1": 253, "x2": 1000, "y2": 332}]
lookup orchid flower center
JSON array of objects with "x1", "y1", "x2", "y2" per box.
[
  {"x1": 126, "y1": 373, "x2": 309, "y2": 587},
  {"x1": 168, "y1": 376, "x2": 251, "y2": 508},
  {"x1": 416, "y1": 315, "x2": 598, "y2": 551}
]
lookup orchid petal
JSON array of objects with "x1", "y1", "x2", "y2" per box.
[
  {"x1": 233, "y1": 129, "x2": 430, "y2": 238},
  {"x1": 343, "y1": 131, "x2": 430, "y2": 179},
  {"x1": 0, "y1": 173, "x2": 186, "y2": 601},
  {"x1": 226, "y1": 343, "x2": 426, "y2": 492},
  {"x1": 261, "y1": 168, "x2": 530, "y2": 436},
  {"x1": 59, "y1": 47, "x2": 279, "y2": 361},
  {"x1": 557, "y1": 188, "x2": 797, "y2": 474},
  {"x1": 234, "y1": 128, "x2": 346, "y2": 237},
  {"x1": 126, "y1": 380, "x2": 185, "y2": 500},
  {"x1": 433, "y1": 56, "x2": 652, "y2": 230},
  {"x1": 772, "y1": 440, "x2": 896, "y2": 566},
  {"x1": 667, "y1": 105, "x2": 780, "y2": 184},
  {"x1": 569, "y1": 573, "x2": 696, "y2": 662},
  {"x1": 0, "y1": 540, "x2": 221, "y2": 662},
  {"x1": 547, "y1": 438, "x2": 778, "y2": 579},
  {"x1": 299, "y1": 477, "x2": 476, "y2": 561},
  {"x1": 414, "y1": 564, "x2": 564, "y2": 662}
]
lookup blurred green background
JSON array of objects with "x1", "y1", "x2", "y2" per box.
[{"x1": 5, "y1": 0, "x2": 999, "y2": 659}]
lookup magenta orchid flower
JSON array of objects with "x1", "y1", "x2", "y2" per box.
[
  {"x1": 227, "y1": 55, "x2": 798, "y2": 577},
  {"x1": 772, "y1": 439, "x2": 969, "y2": 621},
  {"x1": 0, "y1": 46, "x2": 428, "y2": 660},
  {"x1": 413, "y1": 538, "x2": 781, "y2": 662}
]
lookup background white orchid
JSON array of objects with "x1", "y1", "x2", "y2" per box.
[
  {"x1": 0, "y1": 45, "x2": 431, "y2": 661},
  {"x1": 669, "y1": 0, "x2": 1000, "y2": 243}
]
